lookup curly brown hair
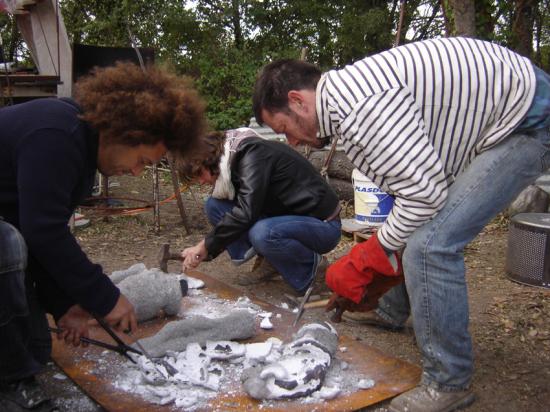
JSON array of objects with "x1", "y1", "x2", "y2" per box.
[
  {"x1": 178, "y1": 131, "x2": 226, "y2": 183},
  {"x1": 74, "y1": 61, "x2": 207, "y2": 160}
]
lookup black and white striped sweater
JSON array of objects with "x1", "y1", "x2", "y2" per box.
[{"x1": 316, "y1": 37, "x2": 536, "y2": 250}]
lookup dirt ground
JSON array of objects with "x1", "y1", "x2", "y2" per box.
[{"x1": 39, "y1": 170, "x2": 550, "y2": 412}]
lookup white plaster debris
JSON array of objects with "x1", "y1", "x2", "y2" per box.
[
  {"x1": 185, "y1": 293, "x2": 263, "y2": 319},
  {"x1": 260, "y1": 317, "x2": 273, "y2": 329},
  {"x1": 179, "y1": 272, "x2": 205, "y2": 289},
  {"x1": 235, "y1": 296, "x2": 262, "y2": 312},
  {"x1": 53, "y1": 373, "x2": 67, "y2": 380},
  {"x1": 111, "y1": 292, "x2": 371, "y2": 410},
  {"x1": 245, "y1": 341, "x2": 273, "y2": 362},
  {"x1": 339, "y1": 346, "x2": 348, "y2": 353},
  {"x1": 357, "y1": 378, "x2": 376, "y2": 389},
  {"x1": 312, "y1": 386, "x2": 341, "y2": 400}
]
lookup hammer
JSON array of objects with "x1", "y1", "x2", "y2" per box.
[{"x1": 158, "y1": 243, "x2": 184, "y2": 273}]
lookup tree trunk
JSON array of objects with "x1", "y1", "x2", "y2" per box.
[
  {"x1": 510, "y1": 0, "x2": 535, "y2": 58},
  {"x1": 448, "y1": 0, "x2": 476, "y2": 37},
  {"x1": 231, "y1": 0, "x2": 243, "y2": 49},
  {"x1": 475, "y1": 0, "x2": 496, "y2": 40},
  {"x1": 305, "y1": 150, "x2": 355, "y2": 181},
  {"x1": 328, "y1": 177, "x2": 354, "y2": 202},
  {"x1": 295, "y1": 148, "x2": 355, "y2": 202}
]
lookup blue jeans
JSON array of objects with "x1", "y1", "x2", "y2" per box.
[
  {"x1": 0, "y1": 219, "x2": 50, "y2": 383},
  {"x1": 205, "y1": 197, "x2": 342, "y2": 293},
  {"x1": 376, "y1": 127, "x2": 550, "y2": 391}
]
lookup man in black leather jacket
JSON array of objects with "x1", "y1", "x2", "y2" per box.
[{"x1": 180, "y1": 128, "x2": 342, "y2": 294}]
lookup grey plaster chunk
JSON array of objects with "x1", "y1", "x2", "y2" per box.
[
  {"x1": 508, "y1": 184, "x2": 550, "y2": 215},
  {"x1": 110, "y1": 263, "x2": 147, "y2": 284},
  {"x1": 136, "y1": 310, "x2": 256, "y2": 357},
  {"x1": 117, "y1": 271, "x2": 183, "y2": 322},
  {"x1": 291, "y1": 322, "x2": 338, "y2": 355},
  {"x1": 241, "y1": 322, "x2": 338, "y2": 400}
]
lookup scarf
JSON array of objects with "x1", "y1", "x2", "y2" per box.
[{"x1": 212, "y1": 127, "x2": 261, "y2": 200}]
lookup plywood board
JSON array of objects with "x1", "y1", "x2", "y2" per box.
[{"x1": 51, "y1": 271, "x2": 420, "y2": 411}]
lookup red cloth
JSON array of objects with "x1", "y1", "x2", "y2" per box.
[{"x1": 325, "y1": 233, "x2": 402, "y2": 303}]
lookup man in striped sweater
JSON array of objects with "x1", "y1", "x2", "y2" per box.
[{"x1": 253, "y1": 37, "x2": 550, "y2": 412}]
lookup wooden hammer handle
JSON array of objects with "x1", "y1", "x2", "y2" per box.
[{"x1": 303, "y1": 298, "x2": 330, "y2": 309}]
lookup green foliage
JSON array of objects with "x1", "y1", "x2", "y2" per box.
[
  {"x1": 2, "y1": 0, "x2": 549, "y2": 127},
  {"x1": 335, "y1": 7, "x2": 393, "y2": 65},
  {"x1": 0, "y1": 13, "x2": 29, "y2": 64},
  {"x1": 185, "y1": 47, "x2": 262, "y2": 130}
]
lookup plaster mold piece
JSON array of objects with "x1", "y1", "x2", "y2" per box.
[
  {"x1": 135, "y1": 310, "x2": 256, "y2": 357},
  {"x1": 204, "y1": 341, "x2": 246, "y2": 360},
  {"x1": 245, "y1": 341, "x2": 273, "y2": 363},
  {"x1": 241, "y1": 322, "x2": 338, "y2": 400},
  {"x1": 110, "y1": 264, "x2": 207, "y2": 323},
  {"x1": 117, "y1": 271, "x2": 183, "y2": 322},
  {"x1": 110, "y1": 263, "x2": 147, "y2": 284}
]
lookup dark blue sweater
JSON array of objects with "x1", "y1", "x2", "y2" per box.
[{"x1": 0, "y1": 98, "x2": 119, "y2": 319}]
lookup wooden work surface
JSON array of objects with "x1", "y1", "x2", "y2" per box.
[{"x1": 51, "y1": 271, "x2": 420, "y2": 411}]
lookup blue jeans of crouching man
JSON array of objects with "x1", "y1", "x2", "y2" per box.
[
  {"x1": 205, "y1": 197, "x2": 342, "y2": 293},
  {"x1": 376, "y1": 127, "x2": 550, "y2": 392},
  {"x1": 0, "y1": 219, "x2": 50, "y2": 383}
]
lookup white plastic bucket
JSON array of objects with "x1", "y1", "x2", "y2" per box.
[{"x1": 352, "y1": 169, "x2": 394, "y2": 226}]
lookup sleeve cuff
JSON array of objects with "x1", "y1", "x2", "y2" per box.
[{"x1": 79, "y1": 274, "x2": 120, "y2": 317}]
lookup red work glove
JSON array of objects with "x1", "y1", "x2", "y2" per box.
[
  {"x1": 326, "y1": 233, "x2": 402, "y2": 303},
  {"x1": 325, "y1": 233, "x2": 404, "y2": 321},
  {"x1": 325, "y1": 272, "x2": 404, "y2": 322}
]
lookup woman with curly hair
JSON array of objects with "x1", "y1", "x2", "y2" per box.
[
  {"x1": 0, "y1": 62, "x2": 206, "y2": 410},
  {"x1": 179, "y1": 128, "x2": 342, "y2": 294}
]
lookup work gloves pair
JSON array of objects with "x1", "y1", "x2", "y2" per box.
[{"x1": 325, "y1": 234, "x2": 404, "y2": 322}]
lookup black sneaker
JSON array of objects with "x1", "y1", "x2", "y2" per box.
[{"x1": 0, "y1": 377, "x2": 58, "y2": 411}]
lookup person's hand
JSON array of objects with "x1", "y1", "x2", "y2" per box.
[
  {"x1": 103, "y1": 294, "x2": 138, "y2": 334},
  {"x1": 181, "y1": 239, "x2": 207, "y2": 272},
  {"x1": 56, "y1": 304, "x2": 92, "y2": 346},
  {"x1": 325, "y1": 293, "x2": 375, "y2": 322},
  {"x1": 325, "y1": 273, "x2": 404, "y2": 322}
]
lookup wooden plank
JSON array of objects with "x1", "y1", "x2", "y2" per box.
[
  {"x1": 51, "y1": 271, "x2": 420, "y2": 411},
  {"x1": 0, "y1": 74, "x2": 60, "y2": 85},
  {"x1": 16, "y1": 0, "x2": 73, "y2": 96}
]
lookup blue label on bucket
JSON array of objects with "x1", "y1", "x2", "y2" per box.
[
  {"x1": 352, "y1": 168, "x2": 394, "y2": 226},
  {"x1": 355, "y1": 194, "x2": 394, "y2": 223}
]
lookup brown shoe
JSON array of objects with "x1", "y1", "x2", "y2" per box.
[
  {"x1": 236, "y1": 256, "x2": 279, "y2": 286},
  {"x1": 342, "y1": 310, "x2": 405, "y2": 331},
  {"x1": 388, "y1": 385, "x2": 475, "y2": 412}
]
